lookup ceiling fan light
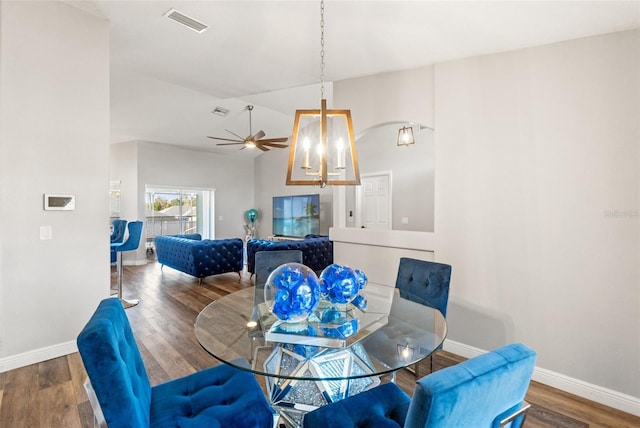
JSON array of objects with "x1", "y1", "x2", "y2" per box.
[{"x1": 208, "y1": 105, "x2": 288, "y2": 152}]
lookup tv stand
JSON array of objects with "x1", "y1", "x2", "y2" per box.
[{"x1": 267, "y1": 235, "x2": 304, "y2": 242}]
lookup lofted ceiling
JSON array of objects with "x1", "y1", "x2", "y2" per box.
[{"x1": 69, "y1": 1, "x2": 640, "y2": 158}]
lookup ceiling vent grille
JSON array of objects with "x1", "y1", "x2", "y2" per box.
[
  {"x1": 212, "y1": 106, "x2": 230, "y2": 116},
  {"x1": 163, "y1": 8, "x2": 208, "y2": 33}
]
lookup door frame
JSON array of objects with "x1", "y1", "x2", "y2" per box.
[{"x1": 354, "y1": 171, "x2": 393, "y2": 229}]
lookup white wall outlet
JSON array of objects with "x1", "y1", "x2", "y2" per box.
[{"x1": 401, "y1": 217, "x2": 409, "y2": 224}]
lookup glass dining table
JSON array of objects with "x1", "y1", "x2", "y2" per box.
[{"x1": 194, "y1": 284, "x2": 447, "y2": 427}]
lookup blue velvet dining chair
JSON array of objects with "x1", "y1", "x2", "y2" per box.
[
  {"x1": 112, "y1": 220, "x2": 143, "y2": 308},
  {"x1": 110, "y1": 219, "x2": 127, "y2": 263},
  {"x1": 77, "y1": 297, "x2": 275, "y2": 428},
  {"x1": 395, "y1": 257, "x2": 452, "y2": 376},
  {"x1": 303, "y1": 343, "x2": 537, "y2": 428},
  {"x1": 249, "y1": 250, "x2": 303, "y2": 365},
  {"x1": 253, "y1": 249, "x2": 303, "y2": 307}
]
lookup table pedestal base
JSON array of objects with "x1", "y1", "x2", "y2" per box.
[{"x1": 264, "y1": 344, "x2": 380, "y2": 427}]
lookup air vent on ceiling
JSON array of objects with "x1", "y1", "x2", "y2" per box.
[
  {"x1": 163, "y1": 8, "x2": 208, "y2": 33},
  {"x1": 212, "y1": 106, "x2": 230, "y2": 117}
]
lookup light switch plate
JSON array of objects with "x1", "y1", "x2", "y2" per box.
[{"x1": 40, "y1": 225, "x2": 52, "y2": 240}]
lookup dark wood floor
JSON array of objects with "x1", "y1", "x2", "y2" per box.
[{"x1": 0, "y1": 262, "x2": 638, "y2": 427}]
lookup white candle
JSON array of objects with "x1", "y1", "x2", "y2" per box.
[
  {"x1": 302, "y1": 137, "x2": 310, "y2": 169},
  {"x1": 336, "y1": 138, "x2": 345, "y2": 169}
]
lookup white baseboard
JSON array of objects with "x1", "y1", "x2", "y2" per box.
[
  {"x1": 443, "y1": 339, "x2": 640, "y2": 417},
  {"x1": 0, "y1": 340, "x2": 78, "y2": 373},
  {"x1": 2, "y1": 337, "x2": 638, "y2": 418}
]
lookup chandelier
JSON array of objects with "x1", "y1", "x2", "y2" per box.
[{"x1": 286, "y1": 0, "x2": 360, "y2": 187}]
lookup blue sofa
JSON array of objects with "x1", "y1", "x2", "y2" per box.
[
  {"x1": 154, "y1": 234, "x2": 243, "y2": 284},
  {"x1": 246, "y1": 234, "x2": 333, "y2": 275}
]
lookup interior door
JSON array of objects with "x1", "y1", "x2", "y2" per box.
[{"x1": 356, "y1": 172, "x2": 392, "y2": 230}]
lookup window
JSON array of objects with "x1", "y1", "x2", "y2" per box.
[{"x1": 145, "y1": 186, "x2": 215, "y2": 246}]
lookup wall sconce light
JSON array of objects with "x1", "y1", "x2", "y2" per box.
[
  {"x1": 286, "y1": 1, "x2": 360, "y2": 188},
  {"x1": 397, "y1": 126, "x2": 415, "y2": 147}
]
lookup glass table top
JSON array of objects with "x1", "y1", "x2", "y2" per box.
[{"x1": 194, "y1": 284, "x2": 447, "y2": 381}]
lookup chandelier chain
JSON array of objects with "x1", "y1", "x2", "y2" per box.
[{"x1": 320, "y1": 0, "x2": 325, "y2": 99}]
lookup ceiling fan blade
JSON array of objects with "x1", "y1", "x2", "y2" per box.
[
  {"x1": 259, "y1": 142, "x2": 289, "y2": 148},
  {"x1": 256, "y1": 145, "x2": 270, "y2": 152},
  {"x1": 258, "y1": 137, "x2": 289, "y2": 143},
  {"x1": 207, "y1": 136, "x2": 243, "y2": 143},
  {"x1": 225, "y1": 129, "x2": 247, "y2": 141},
  {"x1": 215, "y1": 142, "x2": 246, "y2": 146},
  {"x1": 249, "y1": 130, "x2": 266, "y2": 142}
]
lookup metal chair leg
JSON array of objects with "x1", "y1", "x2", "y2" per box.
[{"x1": 117, "y1": 252, "x2": 139, "y2": 308}]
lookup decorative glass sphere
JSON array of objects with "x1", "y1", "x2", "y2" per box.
[
  {"x1": 264, "y1": 263, "x2": 321, "y2": 323},
  {"x1": 246, "y1": 208, "x2": 258, "y2": 224},
  {"x1": 320, "y1": 264, "x2": 361, "y2": 304},
  {"x1": 354, "y1": 269, "x2": 368, "y2": 291}
]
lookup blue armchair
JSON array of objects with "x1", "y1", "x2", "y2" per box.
[
  {"x1": 303, "y1": 343, "x2": 537, "y2": 428},
  {"x1": 77, "y1": 298, "x2": 275, "y2": 428}
]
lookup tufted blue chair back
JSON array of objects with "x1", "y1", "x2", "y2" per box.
[
  {"x1": 78, "y1": 298, "x2": 276, "y2": 428},
  {"x1": 406, "y1": 343, "x2": 537, "y2": 428},
  {"x1": 302, "y1": 343, "x2": 537, "y2": 428},
  {"x1": 395, "y1": 258, "x2": 451, "y2": 317},
  {"x1": 110, "y1": 219, "x2": 128, "y2": 244},
  {"x1": 254, "y1": 250, "x2": 303, "y2": 306},
  {"x1": 115, "y1": 221, "x2": 144, "y2": 253},
  {"x1": 77, "y1": 298, "x2": 152, "y2": 427}
]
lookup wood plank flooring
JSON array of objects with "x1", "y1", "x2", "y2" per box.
[{"x1": 0, "y1": 262, "x2": 638, "y2": 427}]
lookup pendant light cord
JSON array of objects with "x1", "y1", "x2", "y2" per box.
[{"x1": 320, "y1": 0, "x2": 325, "y2": 100}]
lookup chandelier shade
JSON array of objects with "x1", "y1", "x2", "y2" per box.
[
  {"x1": 286, "y1": 0, "x2": 360, "y2": 188},
  {"x1": 286, "y1": 99, "x2": 359, "y2": 187}
]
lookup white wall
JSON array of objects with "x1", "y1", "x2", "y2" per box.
[
  {"x1": 345, "y1": 125, "x2": 435, "y2": 232},
  {"x1": 435, "y1": 30, "x2": 639, "y2": 398},
  {"x1": 110, "y1": 141, "x2": 256, "y2": 262},
  {"x1": 334, "y1": 67, "x2": 435, "y2": 131},
  {"x1": 333, "y1": 66, "x2": 435, "y2": 232},
  {"x1": 329, "y1": 31, "x2": 639, "y2": 411},
  {"x1": 0, "y1": 1, "x2": 109, "y2": 367}
]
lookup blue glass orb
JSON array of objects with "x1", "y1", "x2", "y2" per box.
[
  {"x1": 320, "y1": 264, "x2": 359, "y2": 304},
  {"x1": 264, "y1": 263, "x2": 321, "y2": 323},
  {"x1": 355, "y1": 269, "x2": 368, "y2": 291},
  {"x1": 246, "y1": 208, "x2": 258, "y2": 224},
  {"x1": 351, "y1": 295, "x2": 368, "y2": 311}
]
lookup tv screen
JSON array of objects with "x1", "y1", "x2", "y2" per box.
[{"x1": 272, "y1": 194, "x2": 320, "y2": 238}]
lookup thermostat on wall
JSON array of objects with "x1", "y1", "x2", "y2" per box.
[{"x1": 44, "y1": 194, "x2": 75, "y2": 211}]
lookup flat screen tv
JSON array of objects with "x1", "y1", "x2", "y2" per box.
[{"x1": 272, "y1": 194, "x2": 320, "y2": 238}]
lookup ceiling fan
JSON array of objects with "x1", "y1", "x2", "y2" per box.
[{"x1": 207, "y1": 105, "x2": 289, "y2": 151}]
